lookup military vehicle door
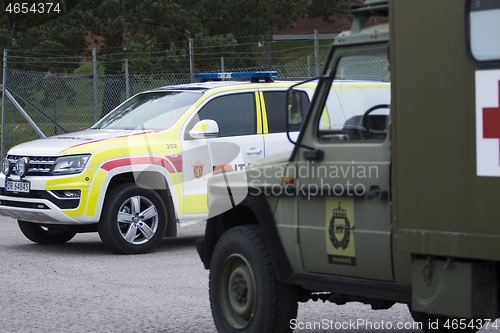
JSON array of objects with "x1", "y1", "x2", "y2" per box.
[{"x1": 293, "y1": 42, "x2": 393, "y2": 281}]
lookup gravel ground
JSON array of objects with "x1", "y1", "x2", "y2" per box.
[{"x1": 0, "y1": 216, "x2": 497, "y2": 332}]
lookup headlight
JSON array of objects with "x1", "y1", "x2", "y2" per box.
[
  {"x1": 51, "y1": 155, "x2": 90, "y2": 175},
  {"x1": 1, "y1": 158, "x2": 11, "y2": 175},
  {"x1": 15, "y1": 157, "x2": 29, "y2": 177}
]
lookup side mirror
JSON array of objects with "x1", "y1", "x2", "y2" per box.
[
  {"x1": 285, "y1": 77, "x2": 317, "y2": 146},
  {"x1": 189, "y1": 119, "x2": 220, "y2": 139},
  {"x1": 287, "y1": 89, "x2": 303, "y2": 126}
]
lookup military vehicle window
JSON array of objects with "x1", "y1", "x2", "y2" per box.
[
  {"x1": 467, "y1": 0, "x2": 500, "y2": 64},
  {"x1": 318, "y1": 54, "x2": 391, "y2": 143},
  {"x1": 191, "y1": 93, "x2": 256, "y2": 137},
  {"x1": 263, "y1": 91, "x2": 310, "y2": 133}
]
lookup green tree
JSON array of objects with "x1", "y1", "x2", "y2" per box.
[
  {"x1": 307, "y1": 0, "x2": 362, "y2": 24},
  {"x1": 2, "y1": 0, "x2": 80, "y2": 33},
  {"x1": 0, "y1": 0, "x2": 356, "y2": 114},
  {"x1": 0, "y1": 0, "x2": 87, "y2": 73},
  {"x1": 201, "y1": 0, "x2": 311, "y2": 66},
  {"x1": 121, "y1": 0, "x2": 213, "y2": 73},
  {"x1": 1, "y1": 0, "x2": 85, "y2": 52},
  {"x1": 72, "y1": 0, "x2": 215, "y2": 114}
]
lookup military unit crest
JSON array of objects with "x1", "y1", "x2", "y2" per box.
[
  {"x1": 325, "y1": 198, "x2": 356, "y2": 266},
  {"x1": 329, "y1": 202, "x2": 351, "y2": 250}
]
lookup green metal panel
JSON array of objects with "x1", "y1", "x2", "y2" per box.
[
  {"x1": 412, "y1": 258, "x2": 496, "y2": 318},
  {"x1": 391, "y1": 0, "x2": 500, "y2": 260}
]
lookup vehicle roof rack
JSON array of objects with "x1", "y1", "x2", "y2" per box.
[
  {"x1": 195, "y1": 71, "x2": 278, "y2": 83},
  {"x1": 350, "y1": 0, "x2": 388, "y2": 34}
]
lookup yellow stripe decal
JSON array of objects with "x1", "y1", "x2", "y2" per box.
[
  {"x1": 171, "y1": 173, "x2": 183, "y2": 215},
  {"x1": 63, "y1": 190, "x2": 89, "y2": 216},
  {"x1": 255, "y1": 92, "x2": 263, "y2": 134},
  {"x1": 333, "y1": 84, "x2": 390, "y2": 89},
  {"x1": 86, "y1": 169, "x2": 107, "y2": 217},
  {"x1": 46, "y1": 169, "x2": 95, "y2": 188},
  {"x1": 322, "y1": 108, "x2": 330, "y2": 130},
  {"x1": 184, "y1": 194, "x2": 208, "y2": 214},
  {"x1": 259, "y1": 91, "x2": 268, "y2": 134}
]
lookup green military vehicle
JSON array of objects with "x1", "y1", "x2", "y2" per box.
[{"x1": 197, "y1": 0, "x2": 500, "y2": 331}]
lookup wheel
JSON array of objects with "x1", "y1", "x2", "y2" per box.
[
  {"x1": 97, "y1": 183, "x2": 168, "y2": 254},
  {"x1": 410, "y1": 310, "x2": 480, "y2": 333},
  {"x1": 18, "y1": 220, "x2": 76, "y2": 244},
  {"x1": 209, "y1": 225, "x2": 299, "y2": 333}
]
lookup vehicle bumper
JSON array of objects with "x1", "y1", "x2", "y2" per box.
[
  {"x1": 0, "y1": 172, "x2": 97, "y2": 224},
  {"x1": 0, "y1": 192, "x2": 96, "y2": 224},
  {"x1": 0, "y1": 195, "x2": 97, "y2": 224}
]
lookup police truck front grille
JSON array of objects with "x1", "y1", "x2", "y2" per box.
[{"x1": 6, "y1": 155, "x2": 57, "y2": 176}]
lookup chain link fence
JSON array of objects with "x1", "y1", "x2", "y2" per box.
[
  {"x1": 1, "y1": 31, "x2": 340, "y2": 156},
  {"x1": 0, "y1": 35, "x2": 390, "y2": 158},
  {"x1": 0, "y1": 62, "x2": 318, "y2": 157}
]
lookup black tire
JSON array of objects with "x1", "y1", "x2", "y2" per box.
[
  {"x1": 97, "y1": 183, "x2": 168, "y2": 254},
  {"x1": 410, "y1": 310, "x2": 480, "y2": 333},
  {"x1": 18, "y1": 220, "x2": 76, "y2": 244},
  {"x1": 209, "y1": 225, "x2": 299, "y2": 333},
  {"x1": 164, "y1": 196, "x2": 177, "y2": 238}
]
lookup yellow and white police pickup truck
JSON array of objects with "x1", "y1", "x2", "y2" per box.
[{"x1": 0, "y1": 72, "x2": 316, "y2": 253}]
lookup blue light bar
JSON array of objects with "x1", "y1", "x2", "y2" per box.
[{"x1": 195, "y1": 71, "x2": 278, "y2": 80}]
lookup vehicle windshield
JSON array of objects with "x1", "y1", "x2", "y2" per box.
[
  {"x1": 92, "y1": 91, "x2": 201, "y2": 130},
  {"x1": 334, "y1": 53, "x2": 390, "y2": 82},
  {"x1": 318, "y1": 52, "x2": 391, "y2": 142}
]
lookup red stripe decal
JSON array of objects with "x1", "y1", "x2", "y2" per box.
[
  {"x1": 101, "y1": 155, "x2": 182, "y2": 173},
  {"x1": 168, "y1": 155, "x2": 183, "y2": 172},
  {"x1": 60, "y1": 131, "x2": 160, "y2": 154}
]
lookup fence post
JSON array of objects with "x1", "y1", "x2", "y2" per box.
[
  {"x1": 221, "y1": 57, "x2": 225, "y2": 80},
  {"x1": 125, "y1": 58, "x2": 130, "y2": 99},
  {"x1": 307, "y1": 55, "x2": 311, "y2": 78},
  {"x1": 1, "y1": 49, "x2": 7, "y2": 159},
  {"x1": 314, "y1": 30, "x2": 320, "y2": 77},
  {"x1": 53, "y1": 69, "x2": 58, "y2": 135},
  {"x1": 189, "y1": 38, "x2": 194, "y2": 83},
  {"x1": 93, "y1": 48, "x2": 98, "y2": 123}
]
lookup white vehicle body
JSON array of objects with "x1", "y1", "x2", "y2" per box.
[{"x1": 0, "y1": 74, "x2": 316, "y2": 253}]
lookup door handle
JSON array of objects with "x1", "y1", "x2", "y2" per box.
[
  {"x1": 303, "y1": 149, "x2": 324, "y2": 160},
  {"x1": 246, "y1": 148, "x2": 262, "y2": 154}
]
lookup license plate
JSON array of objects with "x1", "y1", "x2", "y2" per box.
[{"x1": 5, "y1": 180, "x2": 30, "y2": 193}]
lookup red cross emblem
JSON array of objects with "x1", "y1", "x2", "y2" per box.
[{"x1": 483, "y1": 81, "x2": 500, "y2": 165}]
